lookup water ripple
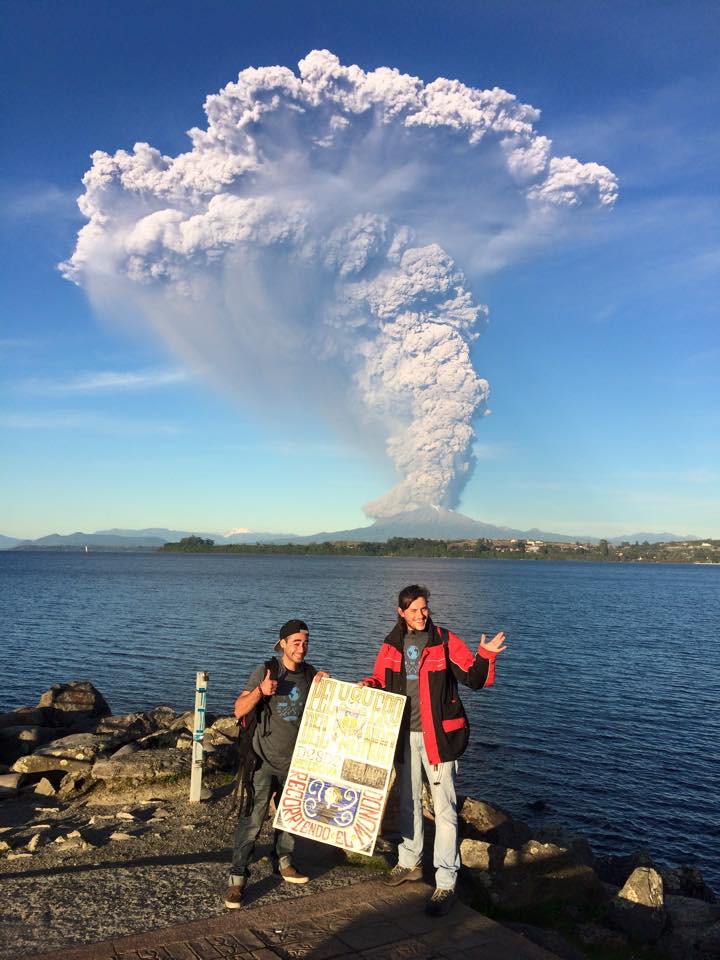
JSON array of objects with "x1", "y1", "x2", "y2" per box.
[{"x1": 1, "y1": 552, "x2": 718, "y2": 888}]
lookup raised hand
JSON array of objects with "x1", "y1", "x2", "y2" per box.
[
  {"x1": 480, "y1": 631, "x2": 507, "y2": 654},
  {"x1": 259, "y1": 668, "x2": 278, "y2": 697}
]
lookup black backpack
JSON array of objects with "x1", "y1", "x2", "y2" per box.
[{"x1": 231, "y1": 657, "x2": 279, "y2": 816}]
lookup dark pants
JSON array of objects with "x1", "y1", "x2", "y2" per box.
[{"x1": 229, "y1": 760, "x2": 294, "y2": 883}]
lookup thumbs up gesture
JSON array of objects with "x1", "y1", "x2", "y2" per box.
[{"x1": 259, "y1": 669, "x2": 277, "y2": 697}]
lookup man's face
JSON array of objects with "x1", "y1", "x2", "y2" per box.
[
  {"x1": 280, "y1": 631, "x2": 309, "y2": 667},
  {"x1": 398, "y1": 597, "x2": 429, "y2": 632}
]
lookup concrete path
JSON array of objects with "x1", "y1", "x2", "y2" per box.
[{"x1": 26, "y1": 879, "x2": 560, "y2": 960}]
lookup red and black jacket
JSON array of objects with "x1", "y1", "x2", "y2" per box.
[{"x1": 362, "y1": 617, "x2": 497, "y2": 764}]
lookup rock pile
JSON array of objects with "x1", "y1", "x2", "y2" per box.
[
  {"x1": 0, "y1": 681, "x2": 238, "y2": 800},
  {"x1": 431, "y1": 784, "x2": 719, "y2": 959}
]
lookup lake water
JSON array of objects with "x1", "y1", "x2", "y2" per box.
[{"x1": 2, "y1": 551, "x2": 719, "y2": 888}]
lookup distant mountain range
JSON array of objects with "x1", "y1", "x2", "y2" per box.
[
  {"x1": 288, "y1": 507, "x2": 701, "y2": 545},
  {"x1": 1, "y1": 509, "x2": 702, "y2": 549}
]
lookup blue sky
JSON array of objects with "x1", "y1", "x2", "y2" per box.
[{"x1": 1, "y1": 0, "x2": 718, "y2": 539}]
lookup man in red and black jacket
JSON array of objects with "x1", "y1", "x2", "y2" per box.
[{"x1": 360, "y1": 584, "x2": 507, "y2": 916}]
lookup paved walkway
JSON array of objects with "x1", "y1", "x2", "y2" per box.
[{"x1": 26, "y1": 879, "x2": 560, "y2": 960}]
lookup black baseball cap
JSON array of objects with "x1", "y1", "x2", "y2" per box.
[{"x1": 274, "y1": 619, "x2": 309, "y2": 652}]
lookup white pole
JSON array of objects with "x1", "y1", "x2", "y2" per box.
[{"x1": 189, "y1": 670, "x2": 209, "y2": 803}]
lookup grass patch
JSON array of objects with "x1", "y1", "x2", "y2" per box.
[{"x1": 341, "y1": 851, "x2": 390, "y2": 871}]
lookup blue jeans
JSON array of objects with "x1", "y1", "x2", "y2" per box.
[
  {"x1": 397, "y1": 730, "x2": 460, "y2": 890},
  {"x1": 229, "y1": 760, "x2": 294, "y2": 884}
]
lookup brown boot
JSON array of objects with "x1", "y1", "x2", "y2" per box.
[
  {"x1": 224, "y1": 882, "x2": 246, "y2": 909},
  {"x1": 279, "y1": 863, "x2": 309, "y2": 884}
]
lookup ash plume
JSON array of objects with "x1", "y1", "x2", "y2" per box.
[{"x1": 63, "y1": 50, "x2": 617, "y2": 519}]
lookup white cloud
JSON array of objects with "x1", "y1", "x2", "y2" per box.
[
  {"x1": 15, "y1": 368, "x2": 188, "y2": 394},
  {"x1": 62, "y1": 49, "x2": 616, "y2": 518},
  {"x1": 0, "y1": 411, "x2": 180, "y2": 435},
  {"x1": 0, "y1": 182, "x2": 79, "y2": 221},
  {"x1": 472, "y1": 443, "x2": 506, "y2": 461}
]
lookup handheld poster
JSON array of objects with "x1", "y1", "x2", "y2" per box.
[{"x1": 273, "y1": 678, "x2": 405, "y2": 855}]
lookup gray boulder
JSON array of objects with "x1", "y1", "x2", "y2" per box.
[
  {"x1": 210, "y1": 715, "x2": 239, "y2": 738},
  {"x1": 57, "y1": 772, "x2": 95, "y2": 799},
  {"x1": 33, "y1": 777, "x2": 57, "y2": 797},
  {"x1": 0, "y1": 772, "x2": 23, "y2": 796},
  {"x1": 457, "y1": 796, "x2": 533, "y2": 848},
  {"x1": 19, "y1": 732, "x2": 121, "y2": 763},
  {"x1": 95, "y1": 712, "x2": 154, "y2": 742},
  {"x1": 460, "y1": 838, "x2": 515, "y2": 872},
  {"x1": 173, "y1": 731, "x2": 194, "y2": 750},
  {"x1": 134, "y1": 730, "x2": 178, "y2": 750},
  {"x1": 202, "y1": 725, "x2": 235, "y2": 755},
  {"x1": 131, "y1": 728, "x2": 200, "y2": 752},
  {"x1": 534, "y1": 824, "x2": 595, "y2": 867},
  {"x1": 463, "y1": 834, "x2": 603, "y2": 912},
  {"x1": 474, "y1": 859, "x2": 601, "y2": 911},
  {"x1": 107, "y1": 742, "x2": 140, "y2": 759},
  {"x1": 608, "y1": 866, "x2": 666, "y2": 942},
  {"x1": 510, "y1": 840, "x2": 577, "y2": 870},
  {"x1": 92, "y1": 747, "x2": 192, "y2": 783},
  {"x1": 37, "y1": 681, "x2": 110, "y2": 721},
  {"x1": 662, "y1": 866, "x2": 717, "y2": 904},
  {"x1": 168, "y1": 709, "x2": 218, "y2": 733},
  {"x1": 665, "y1": 895, "x2": 720, "y2": 928},
  {"x1": 12, "y1": 754, "x2": 92, "y2": 776},
  {"x1": 657, "y1": 895, "x2": 720, "y2": 960},
  {"x1": 148, "y1": 706, "x2": 177, "y2": 730}
]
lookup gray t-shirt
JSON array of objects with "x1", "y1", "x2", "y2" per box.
[
  {"x1": 245, "y1": 658, "x2": 314, "y2": 772},
  {"x1": 403, "y1": 630, "x2": 429, "y2": 732}
]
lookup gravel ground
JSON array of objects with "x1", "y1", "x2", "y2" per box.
[{"x1": 0, "y1": 776, "x2": 387, "y2": 960}]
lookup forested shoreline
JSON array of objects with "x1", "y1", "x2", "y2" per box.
[{"x1": 160, "y1": 535, "x2": 720, "y2": 564}]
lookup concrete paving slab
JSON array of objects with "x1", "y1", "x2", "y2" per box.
[{"x1": 24, "y1": 879, "x2": 561, "y2": 960}]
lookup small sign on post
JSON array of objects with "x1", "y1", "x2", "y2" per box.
[{"x1": 189, "y1": 670, "x2": 209, "y2": 803}]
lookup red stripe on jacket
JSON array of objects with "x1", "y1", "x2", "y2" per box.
[{"x1": 362, "y1": 620, "x2": 497, "y2": 764}]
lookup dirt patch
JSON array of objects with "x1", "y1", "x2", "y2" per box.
[{"x1": 0, "y1": 775, "x2": 382, "y2": 959}]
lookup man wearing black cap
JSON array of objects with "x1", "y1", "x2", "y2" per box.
[{"x1": 225, "y1": 619, "x2": 324, "y2": 908}]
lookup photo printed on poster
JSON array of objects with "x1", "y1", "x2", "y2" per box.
[{"x1": 274, "y1": 678, "x2": 406, "y2": 855}]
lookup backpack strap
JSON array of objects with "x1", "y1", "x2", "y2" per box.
[
  {"x1": 437, "y1": 626, "x2": 457, "y2": 686},
  {"x1": 232, "y1": 657, "x2": 279, "y2": 816},
  {"x1": 259, "y1": 658, "x2": 278, "y2": 738}
]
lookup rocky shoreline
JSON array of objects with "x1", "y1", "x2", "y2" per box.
[{"x1": 1, "y1": 682, "x2": 718, "y2": 960}]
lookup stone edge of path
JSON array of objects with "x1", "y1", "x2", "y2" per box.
[{"x1": 24, "y1": 878, "x2": 560, "y2": 960}]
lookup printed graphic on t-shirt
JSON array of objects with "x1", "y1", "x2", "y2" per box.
[
  {"x1": 276, "y1": 683, "x2": 303, "y2": 723},
  {"x1": 404, "y1": 643, "x2": 421, "y2": 680}
]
